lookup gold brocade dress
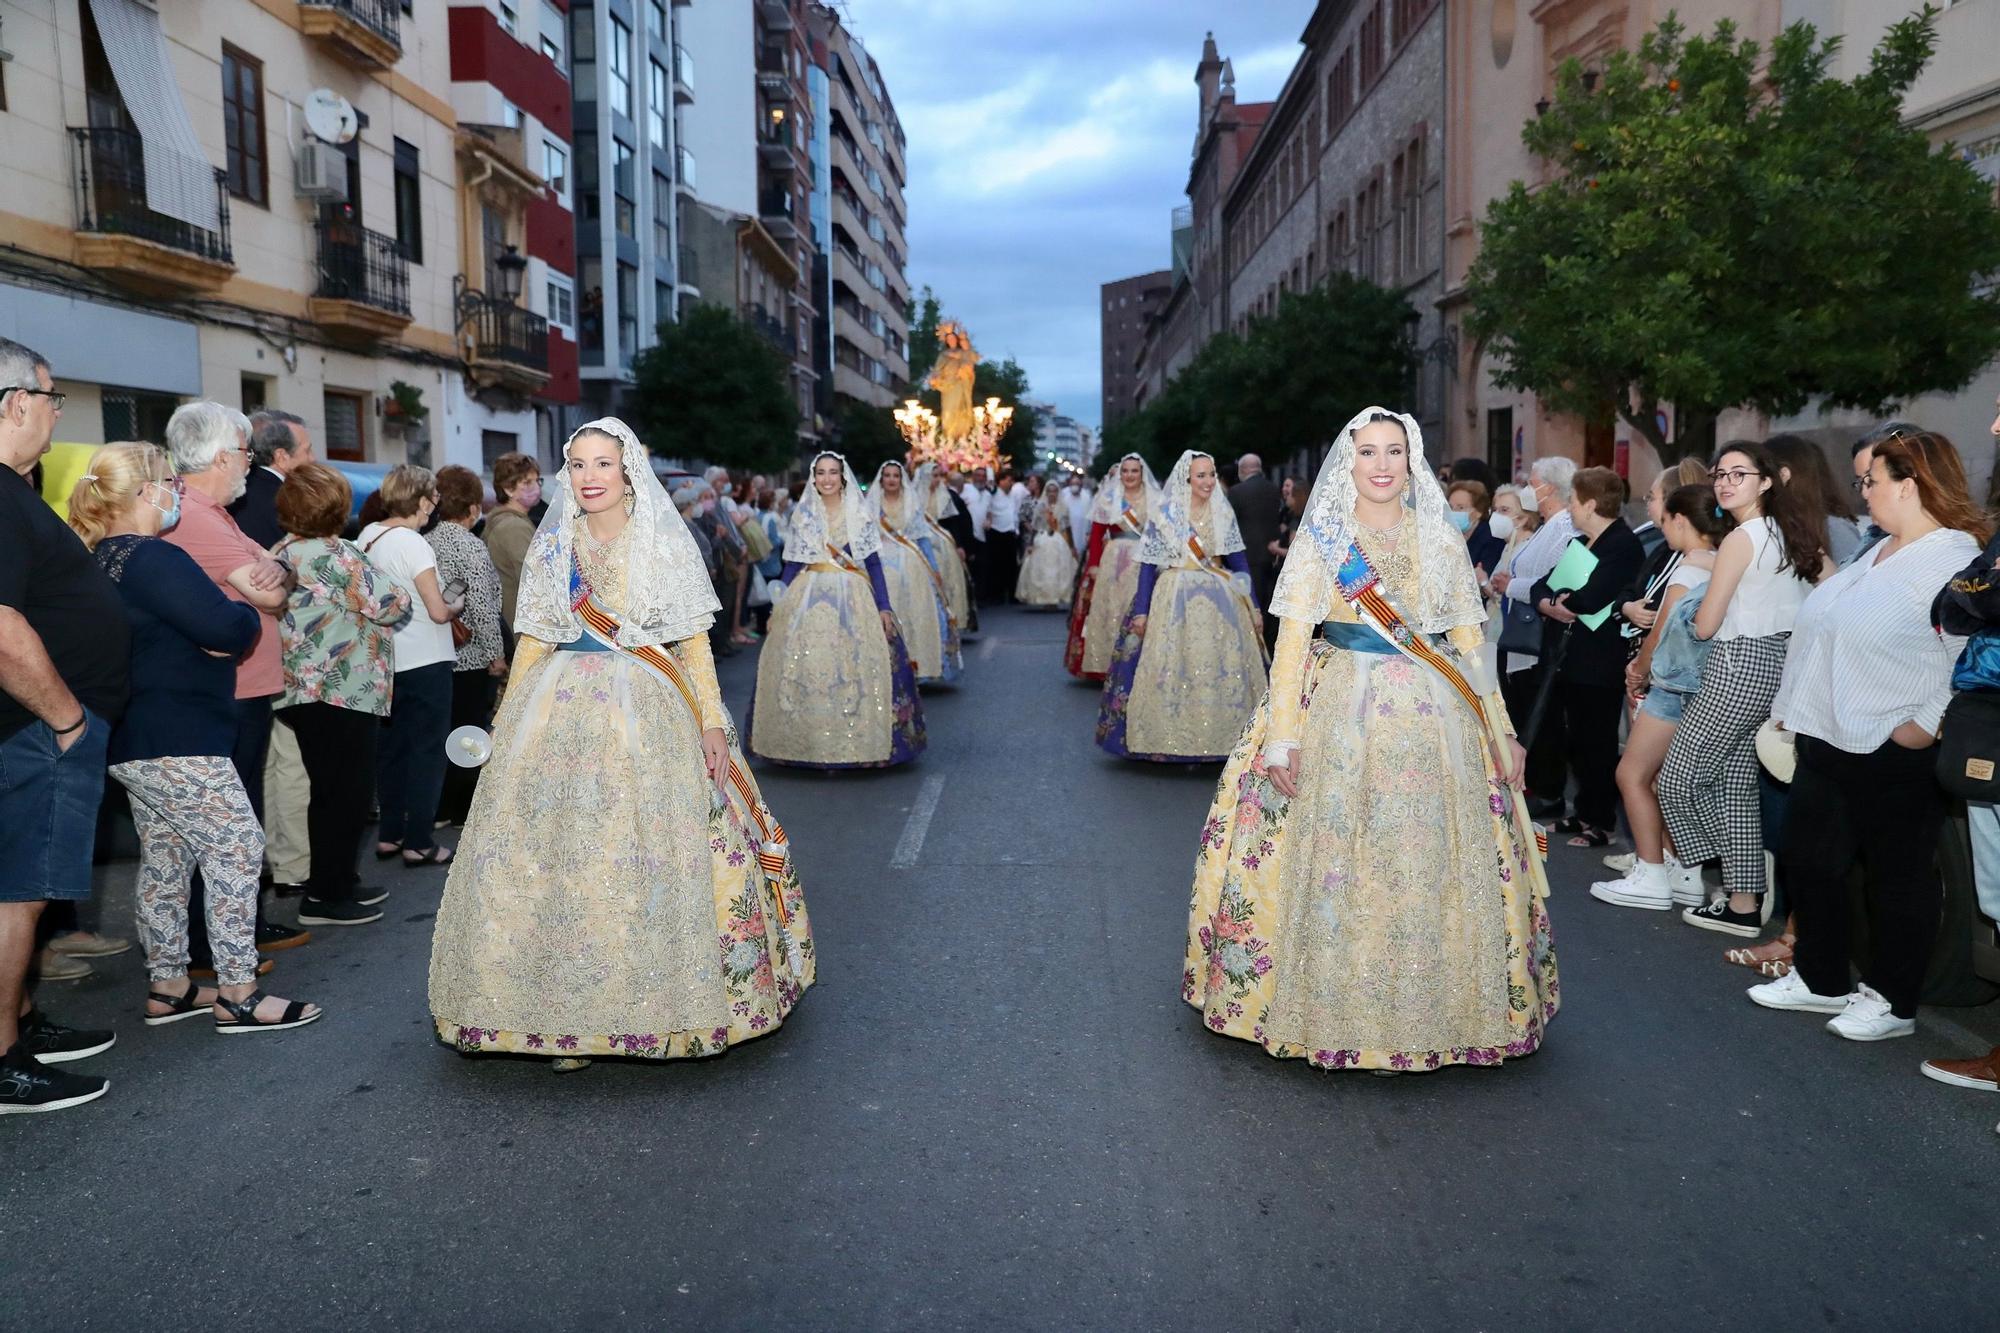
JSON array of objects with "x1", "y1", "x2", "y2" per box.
[
  {"x1": 428, "y1": 521, "x2": 814, "y2": 1060},
  {"x1": 1078, "y1": 519, "x2": 1146, "y2": 678},
  {"x1": 1182, "y1": 524, "x2": 1557, "y2": 1071}
]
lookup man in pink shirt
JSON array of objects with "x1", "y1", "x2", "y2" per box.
[{"x1": 161, "y1": 402, "x2": 307, "y2": 958}]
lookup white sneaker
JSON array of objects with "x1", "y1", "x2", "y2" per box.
[
  {"x1": 1665, "y1": 856, "x2": 1705, "y2": 908},
  {"x1": 1589, "y1": 861, "x2": 1673, "y2": 910},
  {"x1": 1827, "y1": 984, "x2": 1915, "y2": 1042},
  {"x1": 1748, "y1": 970, "x2": 1852, "y2": 1014},
  {"x1": 1601, "y1": 851, "x2": 1637, "y2": 875}
]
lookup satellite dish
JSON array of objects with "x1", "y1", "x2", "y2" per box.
[
  {"x1": 446, "y1": 726, "x2": 493, "y2": 769},
  {"x1": 303, "y1": 89, "x2": 358, "y2": 145}
]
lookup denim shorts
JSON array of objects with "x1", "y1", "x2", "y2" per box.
[
  {"x1": 0, "y1": 710, "x2": 110, "y2": 902},
  {"x1": 1638, "y1": 687, "x2": 1690, "y2": 724}
]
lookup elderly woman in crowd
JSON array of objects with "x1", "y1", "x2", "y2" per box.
[
  {"x1": 482, "y1": 452, "x2": 541, "y2": 634},
  {"x1": 426, "y1": 465, "x2": 506, "y2": 829},
  {"x1": 1446, "y1": 479, "x2": 1506, "y2": 579},
  {"x1": 1489, "y1": 455, "x2": 1580, "y2": 814},
  {"x1": 70, "y1": 443, "x2": 320, "y2": 1031},
  {"x1": 1659, "y1": 439, "x2": 1827, "y2": 936},
  {"x1": 704, "y1": 466, "x2": 756, "y2": 648},
  {"x1": 274, "y1": 465, "x2": 411, "y2": 926},
  {"x1": 359, "y1": 465, "x2": 462, "y2": 869},
  {"x1": 1748, "y1": 430, "x2": 1985, "y2": 1040},
  {"x1": 1529, "y1": 467, "x2": 1647, "y2": 848}
]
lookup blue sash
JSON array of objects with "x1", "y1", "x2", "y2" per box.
[{"x1": 1322, "y1": 620, "x2": 1398, "y2": 655}]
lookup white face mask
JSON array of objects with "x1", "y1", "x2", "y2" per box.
[{"x1": 1488, "y1": 512, "x2": 1516, "y2": 541}]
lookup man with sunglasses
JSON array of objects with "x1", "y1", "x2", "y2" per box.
[{"x1": 0, "y1": 336, "x2": 128, "y2": 1114}]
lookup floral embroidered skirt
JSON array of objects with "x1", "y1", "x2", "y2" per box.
[
  {"x1": 1016, "y1": 533, "x2": 1078, "y2": 608},
  {"x1": 881, "y1": 536, "x2": 961, "y2": 687},
  {"x1": 428, "y1": 648, "x2": 814, "y2": 1060},
  {"x1": 1097, "y1": 568, "x2": 1265, "y2": 763},
  {"x1": 1183, "y1": 638, "x2": 1557, "y2": 1071},
  {"x1": 748, "y1": 568, "x2": 926, "y2": 768},
  {"x1": 924, "y1": 525, "x2": 977, "y2": 636},
  {"x1": 1066, "y1": 535, "x2": 1143, "y2": 680}
]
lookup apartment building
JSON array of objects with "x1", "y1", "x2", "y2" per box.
[
  {"x1": 1099, "y1": 269, "x2": 1169, "y2": 432},
  {"x1": 0, "y1": 0, "x2": 562, "y2": 469},
  {"x1": 810, "y1": 3, "x2": 909, "y2": 414}
]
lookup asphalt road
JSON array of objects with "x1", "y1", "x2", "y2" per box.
[{"x1": 4, "y1": 605, "x2": 1997, "y2": 1330}]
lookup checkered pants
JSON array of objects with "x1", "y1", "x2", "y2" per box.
[{"x1": 1657, "y1": 633, "x2": 1790, "y2": 896}]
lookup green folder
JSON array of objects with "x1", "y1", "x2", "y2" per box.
[{"x1": 1547, "y1": 540, "x2": 1614, "y2": 632}]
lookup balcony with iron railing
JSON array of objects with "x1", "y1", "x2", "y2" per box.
[
  {"x1": 70, "y1": 127, "x2": 234, "y2": 293},
  {"x1": 760, "y1": 187, "x2": 799, "y2": 238},
  {"x1": 750, "y1": 303, "x2": 797, "y2": 358},
  {"x1": 758, "y1": 0, "x2": 795, "y2": 31},
  {"x1": 299, "y1": 0, "x2": 402, "y2": 70},
  {"x1": 758, "y1": 125, "x2": 794, "y2": 165},
  {"x1": 311, "y1": 216, "x2": 412, "y2": 339}
]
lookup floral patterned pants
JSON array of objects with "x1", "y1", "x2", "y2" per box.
[{"x1": 109, "y1": 755, "x2": 264, "y2": 986}]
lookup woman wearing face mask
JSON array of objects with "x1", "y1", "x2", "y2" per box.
[
  {"x1": 1447, "y1": 480, "x2": 1505, "y2": 579},
  {"x1": 482, "y1": 453, "x2": 541, "y2": 634},
  {"x1": 1065, "y1": 453, "x2": 1161, "y2": 680},
  {"x1": 360, "y1": 466, "x2": 463, "y2": 871},
  {"x1": 1097, "y1": 450, "x2": 1266, "y2": 762},
  {"x1": 749, "y1": 451, "x2": 926, "y2": 768},
  {"x1": 1184, "y1": 409, "x2": 1555, "y2": 1071},
  {"x1": 866, "y1": 460, "x2": 961, "y2": 687},
  {"x1": 68, "y1": 444, "x2": 321, "y2": 1032},
  {"x1": 429, "y1": 420, "x2": 813, "y2": 1072}
]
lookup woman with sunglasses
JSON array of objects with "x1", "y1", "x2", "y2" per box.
[{"x1": 1657, "y1": 440, "x2": 1828, "y2": 937}]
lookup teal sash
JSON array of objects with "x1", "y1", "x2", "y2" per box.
[{"x1": 1322, "y1": 620, "x2": 1398, "y2": 655}]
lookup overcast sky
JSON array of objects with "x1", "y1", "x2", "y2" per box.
[{"x1": 845, "y1": 1, "x2": 1310, "y2": 434}]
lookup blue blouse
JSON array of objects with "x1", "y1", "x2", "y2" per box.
[{"x1": 95, "y1": 535, "x2": 262, "y2": 764}]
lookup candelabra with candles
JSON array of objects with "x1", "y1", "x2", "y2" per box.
[{"x1": 895, "y1": 396, "x2": 1014, "y2": 475}]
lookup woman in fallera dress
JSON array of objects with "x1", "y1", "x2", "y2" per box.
[
  {"x1": 1015, "y1": 487, "x2": 1079, "y2": 608},
  {"x1": 915, "y1": 462, "x2": 977, "y2": 638},
  {"x1": 866, "y1": 459, "x2": 962, "y2": 687},
  {"x1": 427, "y1": 419, "x2": 813, "y2": 1073},
  {"x1": 1065, "y1": 453, "x2": 1160, "y2": 680},
  {"x1": 1097, "y1": 450, "x2": 1267, "y2": 762},
  {"x1": 1183, "y1": 408, "x2": 1557, "y2": 1072},
  {"x1": 749, "y1": 452, "x2": 926, "y2": 768}
]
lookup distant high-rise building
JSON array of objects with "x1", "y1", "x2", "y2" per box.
[{"x1": 1100, "y1": 271, "x2": 1171, "y2": 430}]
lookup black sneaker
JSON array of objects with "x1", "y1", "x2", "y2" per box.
[
  {"x1": 353, "y1": 886, "x2": 390, "y2": 907},
  {"x1": 19, "y1": 1009, "x2": 116, "y2": 1063},
  {"x1": 0, "y1": 1047, "x2": 108, "y2": 1114},
  {"x1": 256, "y1": 922, "x2": 311, "y2": 952},
  {"x1": 1682, "y1": 898, "x2": 1761, "y2": 938},
  {"x1": 297, "y1": 898, "x2": 383, "y2": 927},
  {"x1": 268, "y1": 881, "x2": 307, "y2": 899}
]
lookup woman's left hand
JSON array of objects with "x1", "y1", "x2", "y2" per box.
[
  {"x1": 1540, "y1": 595, "x2": 1578, "y2": 625},
  {"x1": 1494, "y1": 737, "x2": 1527, "y2": 787},
  {"x1": 701, "y1": 726, "x2": 730, "y2": 788},
  {"x1": 880, "y1": 609, "x2": 899, "y2": 640}
]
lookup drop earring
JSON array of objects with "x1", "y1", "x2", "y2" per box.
[{"x1": 623, "y1": 486, "x2": 636, "y2": 516}]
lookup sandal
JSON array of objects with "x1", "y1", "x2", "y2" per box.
[
  {"x1": 374, "y1": 841, "x2": 403, "y2": 861},
  {"x1": 1551, "y1": 816, "x2": 1585, "y2": 835},
  {"x1": 213, "y1": 989, "x2": 322, "y2": 1034},
  {"x1": 1724, "y1": 934, "x2": 1796, "y2": 972},
  {"x1": 1565, "y1": 825, "x2": 1611, "y2": 848},
  {"x1": 402, "y1": 845, "x2": 454, "y2": 868},
  {"x1": 144, "y1": 980, "x2": 218, "y2": 1027}
]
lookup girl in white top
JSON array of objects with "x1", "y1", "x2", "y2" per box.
[
  {"x1": 1751, "y1": 430, "x2": 1987, "y2": 1038},
  {"x1": 1657, "y1": 440, "x2": 1828, "y2": 937}
]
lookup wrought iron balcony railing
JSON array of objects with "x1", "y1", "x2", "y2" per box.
[
  {"x1": 300, "y1": 0, "x2": 401, "y2": 50},
  {"x1": 71, "y1": 127, "x2": 233, "y2": 265},
  {"x1": 314, "y1": 217, "x2": 411, "y2": 315},
  {"x1": 463, "y1": 292, "x2": 549, "y2": 373}
]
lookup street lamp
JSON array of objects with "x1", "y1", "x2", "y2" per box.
[{"x1": 493, "y1": 243, "x2": 527, "y2": 305}]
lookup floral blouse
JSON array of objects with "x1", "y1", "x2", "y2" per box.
[
  {"x1": 276, "y1": 535, "x2": 413, "y2": 716},
  {"x1": 426, "y1": 521, "x2": 505, "y2": 671}
]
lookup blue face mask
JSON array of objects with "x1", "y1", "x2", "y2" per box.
[
  {"x1": 1448, "y1": 509, "x2": 1473, "y2": 533},
  {"x1": 147, "y1": 483, "x2": 181, "y2": 534}
]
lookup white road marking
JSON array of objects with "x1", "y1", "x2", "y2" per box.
[{"x1": 890, "y1": 774, "x2": 947, "y2": 869}]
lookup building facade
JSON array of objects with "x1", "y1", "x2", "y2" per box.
[
  {"x1": 1099, "y1": 269, "x2": 1169, "y2": 431},
  {"x1": 0, "y1": 0, "x2": 562, "y2": 472},
  {"x1": 810, "y1": 3, "x2": 910, "y2": 415}
]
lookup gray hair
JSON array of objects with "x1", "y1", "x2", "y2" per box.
[
  {"x1": 247, "y1": 409, "x2": 305, "y2": 467},
  {"x1": 1236, "y1": 453, "x2": 1263, "y2": 476},
  {"x1": 1528, "y1": 455, "x2": 1577, "y2": 500},
  {"x1": 165, "y1": 400, "x2": 251, "y2": 475},
  {"x1": 0, "y1": 336, "x2": 51, "y2": 394}
]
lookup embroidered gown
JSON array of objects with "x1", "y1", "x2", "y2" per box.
[
  {"x1": 428, "y1": 519, "x2": 814, "y2": 1059},
  {"x1": 1183, "y1": 524, "x2": 1558, "y2": 1071},
  {"x1": 874, "y1": 493, "x2": 962, "y2": 688},
  {"x1": 1064, "y1": 493, "x2": 1149, "y2": 680},
  {"x1": 1097, "y1": 508, "x2": 1266, "y2": 762},
  {"x1": 749, "y1": 508, "x2": 926, "y2": 768},
  {"x1": 1015, "y1": 513, "x2": 1079, "y2": 608}
]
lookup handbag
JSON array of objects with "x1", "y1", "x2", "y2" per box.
[
  {"x1": 746, "y1": 566, "x2": 772, "y2": 608},
  {"x1": 1937, "y1": 690, "x2": 2000, "y2": 802},
  {"x1": 1496, "y1": 595, "x2": 1543, "y2": 656}
]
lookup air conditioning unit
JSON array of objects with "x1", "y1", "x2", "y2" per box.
[{"x1": 294, "y1": 141, "x2": 349, "y2": 202}]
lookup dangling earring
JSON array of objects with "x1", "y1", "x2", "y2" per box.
[{"x1": 623, "y1": 486, "x2": 636, "y2": 516}]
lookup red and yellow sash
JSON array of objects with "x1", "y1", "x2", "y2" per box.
[{"x1": 881, "y1": 519, "x2": 959, "y2": 633}]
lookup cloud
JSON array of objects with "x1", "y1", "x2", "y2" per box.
[{"x1": 842, "y1": 1, "x2": 1309, "y2": 436}]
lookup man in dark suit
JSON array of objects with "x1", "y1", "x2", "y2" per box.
[
  {"x1": 1229, "y1": 452, "x2": 1282, "y2": 611},
  {"x1": 229, "y1": 409, "x2": 314, "y2": 550}
]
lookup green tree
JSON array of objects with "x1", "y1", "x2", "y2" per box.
[
  {"x1": 833, "y1": 397, "x2": 906, "y2": 479},
  {"x1": 1465, "y1": 6, "x2": 2000, "y2": 465},
  {"x1": 629, "y1": 304, "x2": 798, "y2": 472},
  {"x1": 905, "y1": 285, "x2": 943, "y2": 384}
]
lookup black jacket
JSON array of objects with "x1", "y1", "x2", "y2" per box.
[
  {"x1": 228, "y1": 466, "x2": 284, "y2": 551},
  {"x1": 1229, "y1": 472, "x2": 1281, "y2": 573},
  {"x1": 1532, "y1": 518, "x2": 1646, "y2": 686}
]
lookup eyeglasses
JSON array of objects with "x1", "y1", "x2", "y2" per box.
[
  {"x1": 1712, "y1": 468, "x2": 1762, "y2": 487},
  {"x1": 6, "y1": 387, "x2": 66, "y2": 410}
]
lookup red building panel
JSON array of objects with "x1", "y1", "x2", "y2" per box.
[
  {"x1": 525, "y1": 192, "x2": 575, "y2": 275},
  {"x1": 448, "y1": 6, "x2": 573, "y2": 141},
  {"x1": 541, "y1": 330, "x2": 580, "y2": 406}
]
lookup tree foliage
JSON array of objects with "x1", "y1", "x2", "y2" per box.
[
  {"x1": 1103, "y1": 273, "x2": 1418, "y2": 478},
  {"x1": 1464, "y1": 6, "x2": 2000, "y2": 464},
  {"x1": 833, "y1": 397, "x2": 907, "y2": 479},
  {"x1": 905, "y1": 285, "x2": 943, "y2": 385},
  {"x1": 629, "y1": 304, "x2": 798, "y2": 472}
]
